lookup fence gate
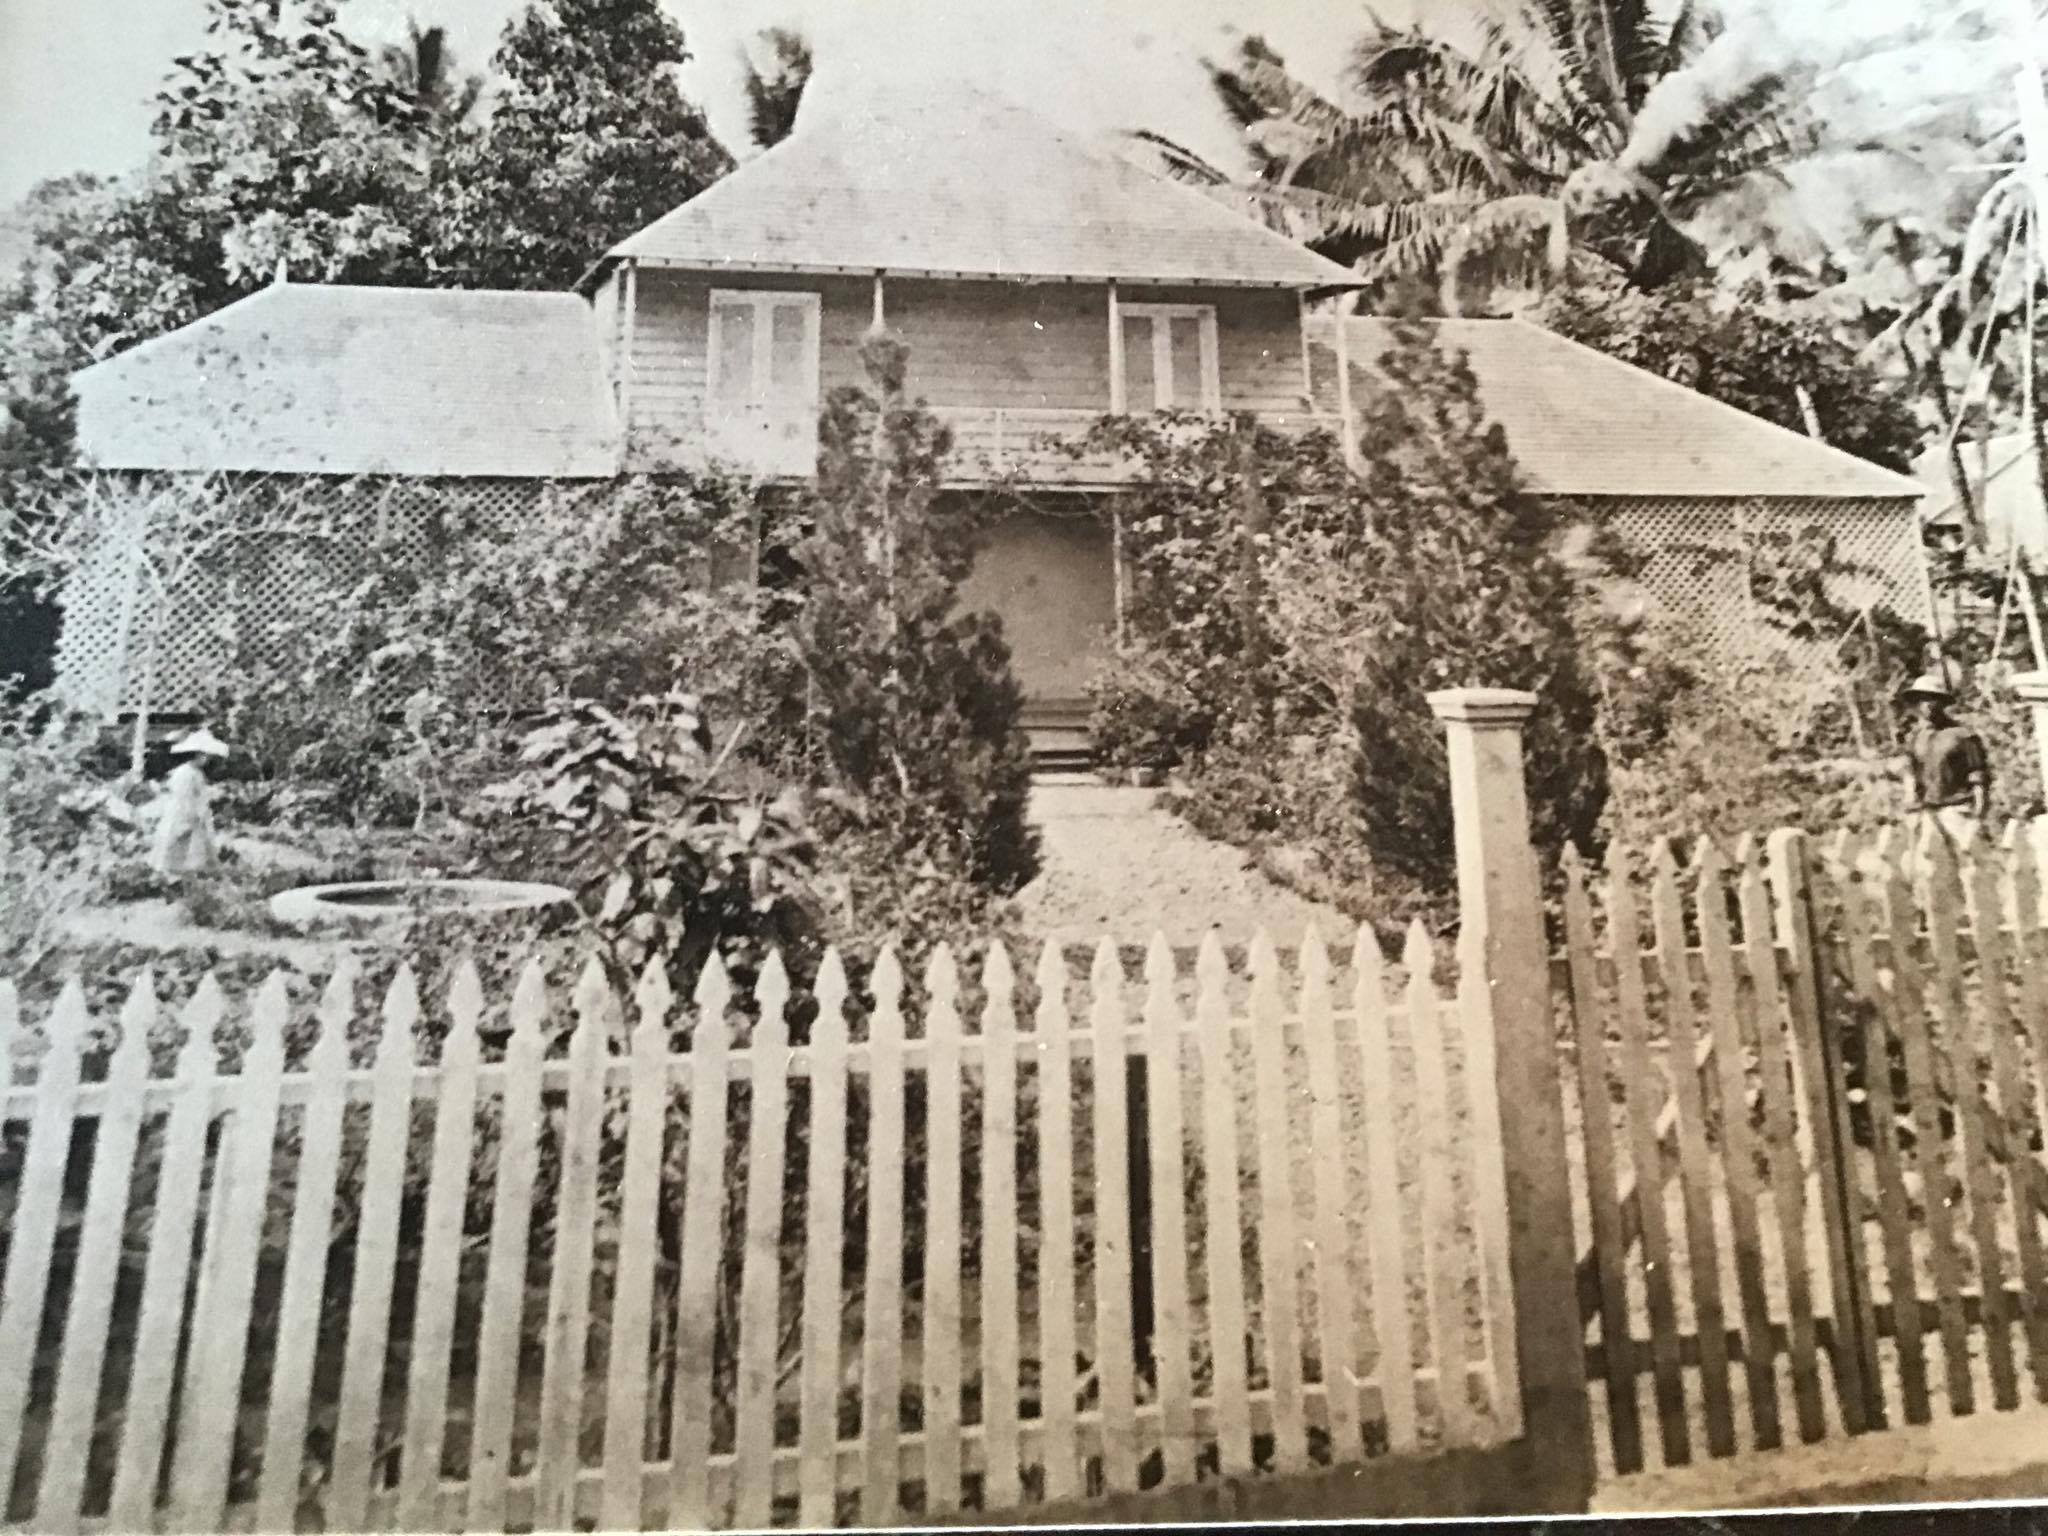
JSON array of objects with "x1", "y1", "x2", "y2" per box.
[{"x1": 1562, "y1": 821, "x2": 2048, "y2": 1478}]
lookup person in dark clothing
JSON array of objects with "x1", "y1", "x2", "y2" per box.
[{"x1": 1901, "y1": 672, "x2": 1990, "y2": 844}]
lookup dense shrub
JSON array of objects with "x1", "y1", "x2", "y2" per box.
[{"x1": 1082, "y1": 324, "x2": 1610, "y2": 918}]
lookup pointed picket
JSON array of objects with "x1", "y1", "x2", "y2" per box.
[
  {"x1": 975, "y1": 943, "x2": 1023, "y2": 1512},
  {"x1": 329, "y1": 967, "x2": 423, "y2": 1529},
  {"x1": 34, "y1": 976, "x2": 154, "y2": 1532},
  {"x1": 1692, "y1": 842, "x2": 1784, "y2": 1448},
  {"x1": 668, "y1": 955, "x2": 732, "y2": 1529},
  {"x1": 533, "y1": 960, "x2": 614, "y2": 1532},
  {"x1": 1196, "y1": 931, "x2": 1253, "y2": 1473},
  {"x1": 1876, "y1": 837, "x2": 1974, "y2": 1415},
  {"x1": 859, "y1": 948, "x2": 909, "y2": 1522},
  {"x1": 1606, "y1": 843, "x2": 1688, "y2": 1465},
  {"x1": 1738, "y1": 835, "x2": 1828, "y2": 1440},
  {"x1": 1245, "y1": 931, "x2": 1308, "y2": 1471},
  {"x1": 170, "y1": 973, "x2": 290, "y2": 1530},
  {"x1": 1649, "y1": 842, "x2": 1735, "y2": 1455},
  {"x1": 797, "y1": 948, "x2": 852, "y2": 1525},
  {"x1": 398, "y1": 959, "x2": 488, "y2": 1531},
  {"x1": 0, "y1": 980, "x2": 89, "y2": 1500},
  {"x1": 1832, "y1": 836, "x2": 1929, "y2": 1425},
  {"x1": 466, "y1": 961, "x2": 550, "y2": 1532},
  {"x1": 1352, "y1": 926, "x2": 1416, "y2": 1456},
  {"x1": 1297, "y1": 928, "x2": 1363, "y2": 1460},
  {"x1": 109, "y1": 980, "x2": 221, "y2": 1530},
  {"x1": 1033, "y1": 939, "x2": 1082, "y2": 1499},
  {"x1": 1086, "y1": 939, "x2": 1139, "y2": 1492},
  {"x1": 1930, "y1": 828, "x2": 2020, "y2": 1410},
  {"x1": 1141, "y1": 936, "x2": 1196, "y2": 1487},
  {"x1": 921, "y1": 946, "x2": 967, "y2": 1514},
  {"x1": 256, "y1": 959, "x2": 356, "y2": 1530},
  {"x1": 599, "y1": 961, "x2": 676, "y2": 1533},
  {"x1": 731, "y1": 954, "x2": 793, "y2": 1529}
]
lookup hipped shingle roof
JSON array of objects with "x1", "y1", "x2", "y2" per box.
[
  {"x1": 1310, "y1": 316, "x2": 1922, "y2": 501},
  {"x1": 73, "y1": 283, "x2": 620, "y2": 478},
  {"x1": 593, "y1": 83, "x2": 1363, "y2": 292}
]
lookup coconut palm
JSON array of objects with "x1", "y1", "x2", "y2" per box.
[
  {"x1": 1151, "y1": 3, "x2": 1828, "y2": 313},
  {"x1": 740, "y1": 27, "x2": 812, "y2": 150}
]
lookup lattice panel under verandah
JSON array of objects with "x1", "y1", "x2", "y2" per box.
[
  {"x1": 57, "y1": 477, "x2": 698, "y2": 721},
  {"x1": 1565, "y1": 494, "x2": 1928, "y2": 717}
]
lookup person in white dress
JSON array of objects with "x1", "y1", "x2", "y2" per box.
[{"x1": 149, "y1": 727, "x2": 228, "y2": 876}]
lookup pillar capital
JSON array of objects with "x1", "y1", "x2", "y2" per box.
[{"x1": 1428, "y1": 687, "x2": 1539, "y2": 726}]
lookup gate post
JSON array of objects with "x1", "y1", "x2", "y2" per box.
[{"x1": 1429, "y1": 687, "x2": 1594, "y2": 1512}]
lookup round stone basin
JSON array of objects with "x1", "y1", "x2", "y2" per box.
[{"x1": 269, "y1": 878, "x2": 574, "y2": 928}]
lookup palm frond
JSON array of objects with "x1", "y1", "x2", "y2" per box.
[
  {"x1": 1126, "y1": 129, "x2": 1235, "y2": 187},
  {"x1": 1628, "y1": 69, "x2": 1818, "y2": 187}
]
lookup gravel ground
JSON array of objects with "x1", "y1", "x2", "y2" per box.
[{"x1": 1015, "y1": 783, "x2": 1353, "y2": 951}]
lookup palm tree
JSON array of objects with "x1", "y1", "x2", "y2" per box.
[
  {"x1": 378, "y1": 21, "x2": 485, "y2": 127},
  {"x1": 1150, "y1": 3, "x2": 1827, "y2": 314},
  {"x1": 740, "y1": 28, "x2": 812, "y2": 150}
]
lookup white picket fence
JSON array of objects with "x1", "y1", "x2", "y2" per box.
[{"x1": 0, "y1": 921, "x2": 1521, "y2": 1532}]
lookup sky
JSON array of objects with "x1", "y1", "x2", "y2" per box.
[{"x1": 0, "y1": 0, "x2": 1391, "y2": 208}]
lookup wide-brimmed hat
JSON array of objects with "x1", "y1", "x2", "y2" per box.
[
  {"x1": 169, "y1": 727, "x2": 229, "y2": 758},
  {"x1": 1900, "y1": 672, "x2": 1954, "y2": 703}
]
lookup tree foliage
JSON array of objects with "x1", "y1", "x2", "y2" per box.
[
  {"x1": 1532, "y1": 266, "x2": 1925, "y2": 472},
  {"x1": 790, "y1": 333, "x2": 1039, "y2": 924},
  {"x1": 740, "y1": 28, "x2": 813, "y2": 150},
  {"x1": 1087, "y1": 325, "x2": 1610, "y2": 914}
]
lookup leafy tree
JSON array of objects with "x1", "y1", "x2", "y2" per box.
[
  {"x1": 740, "y1": 27, "x2": 813, "y2": 150},
  {"x1": 790, "y1": 332, "x2": 1038, "y2": 926},
  {"x1": 430, "y1": 0, "x2": 733, "y2": 288},
  {"x1": 1151, "y1": 6, "x2": 1829, "y2": 313}
]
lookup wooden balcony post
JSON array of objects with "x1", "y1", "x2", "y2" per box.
[
  {"x1": 872, "y1": 271, "x2": 886, "y2": 332},
  {"x1": 1428, "y1": 687, "x2": 1595, "y2": 1512},
  {"x1": 1107, "y1": 280, "x2": 1126, "y2": 414},
  {"x1": 618, "y1": 261, "x2": 639, "y2": 447},
  {"x1": 1335, "y1": 292, "x2": 1359, "y2": 471}
]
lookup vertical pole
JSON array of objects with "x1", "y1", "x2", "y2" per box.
[
  {"x1": 1108, "y1": 280, "x2": 1126, "y2": 414},
  {"x1": 1428, "y1": 687, "x2": 1595, "y2": 1513},
  {"x1": 618, "y1": 262, "x2": 639, "y2": 451},
  {"x1": 872, "y1": 270, "x2": 886, "y2": 332},
  {"x1": 1334, "y1": 292, "x2": 1359, "y2": 471},
  {"x1": 1298, "y1": 290, "x2": 1315, "y2": 407}
]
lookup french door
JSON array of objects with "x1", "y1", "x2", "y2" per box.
[
  {"x1": 1118, "y1": 302, "x2": 1221, "y2": 412},
  {"x1": 706, "y1": 289, "x2": 822, "y2": 475}
]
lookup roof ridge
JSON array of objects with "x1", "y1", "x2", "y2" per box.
[{"x1": 72, "y1": 281, "x2": 286, "y2": 384}]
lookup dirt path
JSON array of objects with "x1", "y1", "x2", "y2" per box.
[{"x1": 1013, "y1": 780, "x2": 1353, "y2": 950}]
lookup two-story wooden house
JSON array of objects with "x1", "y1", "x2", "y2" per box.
[{"x1": 64, "y1": 82, "x2": 1924, "y2": 744}]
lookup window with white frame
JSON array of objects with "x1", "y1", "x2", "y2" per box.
[{"x1": 1117, "y1": 303, "x2": 1221, "y2": 412}]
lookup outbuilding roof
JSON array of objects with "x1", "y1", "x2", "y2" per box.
[
  {"x1": 1310, "y1": 316, "x2": 1923, "y2": 502},
  {"x1": 72, "y1": 283, "x2": 620, "y2": 478},
  {"x1": 591, "y1": 83, "x2": 1363, "y2": 292}
]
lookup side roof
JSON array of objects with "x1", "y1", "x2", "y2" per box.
[
  {"x1": 1308, "y1": 316, "x2": 1923, "y2": 501},
  {"x1": 591, "y1": 82, "x2": 1362, "y2": 292},
  {"x1": 72, "y1": 283, "x2": 620, "y2": 478}
]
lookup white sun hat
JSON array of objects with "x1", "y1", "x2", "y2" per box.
[{"x1": 169, "y1": 727, "x2": 230, "y2": 758}]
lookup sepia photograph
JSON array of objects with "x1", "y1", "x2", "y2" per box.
[{"x1": 3, "y1": 0, "x2": 2048, "y2": 1528}]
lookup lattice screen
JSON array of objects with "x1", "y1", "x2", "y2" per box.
[
  {"x1": 56, "y1": 477, "x2": 664, "y2": 720},
  {"x1": 1562, "y1": 493, "x2": 1928, "y2": 706}
]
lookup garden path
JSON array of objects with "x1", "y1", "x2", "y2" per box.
[{"x1": 1014, "y1": 780, "x2": 1351, "y2": 950}]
